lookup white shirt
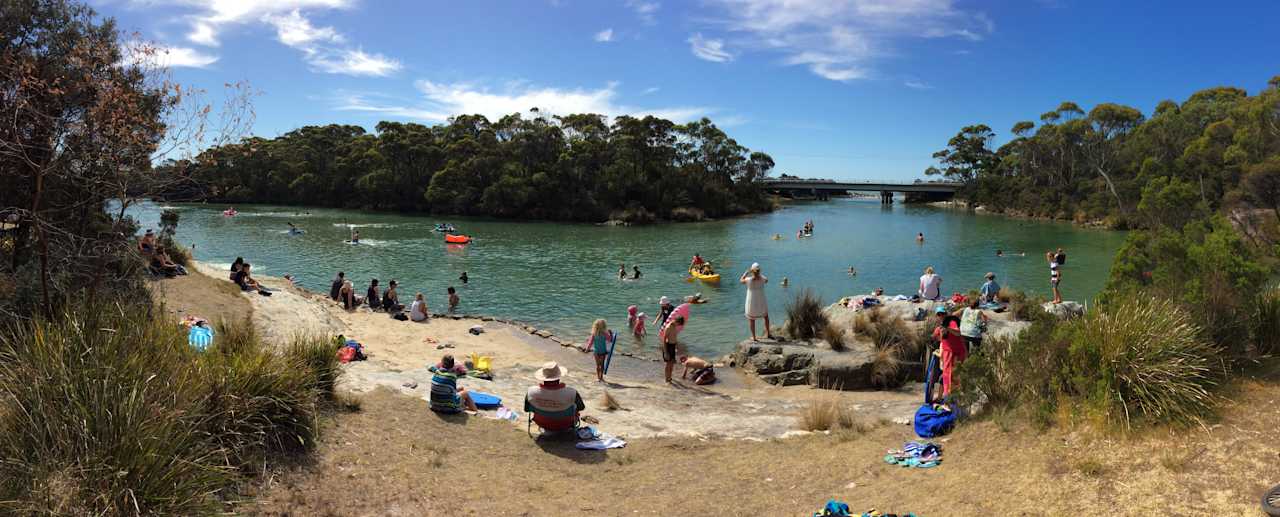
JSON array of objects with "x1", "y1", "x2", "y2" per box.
[{"x1": 410, "y1": 300, "x2": 428, "y2": 321}]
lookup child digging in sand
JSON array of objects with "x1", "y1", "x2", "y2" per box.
[{"x1": 583, "y1": 319, "x2": 611, "y2": 382}]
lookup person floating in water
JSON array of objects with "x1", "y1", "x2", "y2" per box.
[
  {"x1": 996, "y1": 249, "x2": 1004, "y2": 257},
  {"x1": 771, "y1": 233, "x2": 782, "y2": 240},
  {"x1": 780, "y1": 277, "x2": 789, "y2": 287},
  {"x1": 459, "y1": 271, "x2": 469, "y2": 284},
  {"x1": 632, "y1": 265, "x2": 642, "y2": 280},
  {"x1": 847, "y1": 266, "x2": 857, "y2": 276},
  {"x1": 916, "y1": 232, "x2": 924, "y2": 243}
]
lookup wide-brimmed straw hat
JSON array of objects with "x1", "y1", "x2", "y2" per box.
[
  {"x1": 659, "y1": 296, "x2": 670, "y2": 305},
  {"x1": 534, "y1": 361, "x2": 567, "y2": 382}
]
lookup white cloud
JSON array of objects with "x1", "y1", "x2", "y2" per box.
[
  {"x1": 641, "y1": 86, "x2": 660, "y2": 95},
  {"x1": 688, "y1": 33, "x2": 733, "y2": 62},
  {"x1": 626, "y1": 0, "x2": 660, "y2": 23},
  {"x1": 904, "y1": 79, "x2": 933, "y2": 90},
  {"x1": 130, "y1": 0, "x2": 399, "y2": 76},
  {"x1": 594, "y1": 28, "x2": 615, "y2": 42},
  {"x1": 121, "y1": 43, "x2": 219, "y2": 68},
  {"x1": 333, "y1": 80, "x2": 714, "y2": 123},
  {"x1": 700, "y1": 0, "x2": 993, "y2": 82}
]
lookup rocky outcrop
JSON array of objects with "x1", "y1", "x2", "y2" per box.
[
  {"x1": 1043, "y1": 301, "x2": 1086, "y2": 319},
  {"x1": 730, "y1": 339, "x2": 880, "y2": 389}
]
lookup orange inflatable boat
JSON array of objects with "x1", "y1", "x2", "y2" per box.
[{"x1": 444, "y1": 234, "x2": 471, "y2": 244}]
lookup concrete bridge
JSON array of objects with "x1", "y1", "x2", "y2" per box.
[{"x1": 760, "y1": 177, "x2": 963, "y2": 204}]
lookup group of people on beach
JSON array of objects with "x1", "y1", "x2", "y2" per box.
[{"x1": 327, "y1": 271, "x2": 461, "y2": 319}]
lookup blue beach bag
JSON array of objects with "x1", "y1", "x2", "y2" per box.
[{"x1": 914, "y1": 403, "x2": 956, "y2": 438}]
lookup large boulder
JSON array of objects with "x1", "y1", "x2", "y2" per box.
[
  {"x1": 1043, "y1": 301, "x2": 1086, "y2": 319},
  {"x1": 732, "y1": 338, "x2": 878, "y2": 390}
]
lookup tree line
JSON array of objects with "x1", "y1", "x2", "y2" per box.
[
  {"x1": 159, "y1": 113, "x2": 777, "y2": 223},
  {"x1": 927, "y1": 77, "x2": 1280, "y2": 230}
]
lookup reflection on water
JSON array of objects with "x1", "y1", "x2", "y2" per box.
[{"x1": 130, "y1": 199, "x2": 1125, "y2": 357}]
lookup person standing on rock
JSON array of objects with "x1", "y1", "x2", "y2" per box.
[
  {"x1": 740, "y1": 263, "x2": 774, "y2": 342},
  {"x1": 1047, "y1": 251, "x2": 1062, "y2": 304}
]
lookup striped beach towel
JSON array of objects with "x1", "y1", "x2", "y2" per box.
[{"x1": 188, "y1": 325, "x2": 214, "y2": 351}]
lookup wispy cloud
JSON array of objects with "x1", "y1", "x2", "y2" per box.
[
  {"x1": 699, "y1": 0, "x2": 993, "y2": 82},
  {"x1": 333, "y1": 80, "x2": 715, "y2": 123},
  {"x1": 130, "y1": 0, "x2": 400, "y2": 76},
  {"x1": 594, "y1": 28, "x2": 615, "y2": 42},
  {"x1": 688, "y1": 33, "x2": 734, "y2": 62},
  {"x1": 120, "y1": 43, "x2": 220, "y2": 68},
  {"x1": 641, "y1": 86, "x2": 660, "y2": 95},
  {"x1": 626, "y1": 0, "x2": 660, "y2": 24},
  {"x1": 904, "y1": 79, "x2": 933, "y2": 90}
]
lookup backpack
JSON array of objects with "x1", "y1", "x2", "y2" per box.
[{"x1": 914, "y1": 404, "x2": 956, "y2": 438}]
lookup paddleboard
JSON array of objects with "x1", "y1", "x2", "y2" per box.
[
  {"x1": 602, "y1": 330, "x2": 619, "y2": 374},
  {"x1": 470, "y1": 391, "x2": 501, "y2": 409}
]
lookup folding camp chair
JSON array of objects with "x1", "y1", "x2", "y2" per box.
[{"x1": 524, "y1": 397, "x2": 581, "y2": 437}]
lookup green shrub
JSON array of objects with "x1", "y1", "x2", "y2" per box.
[
  {"x1": 784, "y1": 289, "x2": 828, "y2": 341},
  {"x1": 286, "y1": 333, "x2": 343, "y2": 400},
  {"x1": 0, "y1": 303, "x2": 340, "y2": 514},
  {"x1": 1066, "y1": 296, "x2": 1219, "y2": 429},
  {"x1": 1252, "y1": 288, "x2": 1280, "y2": 357}
]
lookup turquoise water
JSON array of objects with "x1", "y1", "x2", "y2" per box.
[{"x1": 132, "y1": 200, "x2": 1125, "y2": 357}]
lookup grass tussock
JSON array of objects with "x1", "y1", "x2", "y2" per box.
[
  {"x1": 0, "y1": 302, "x2": 342, "y2": 515},
  {"x1": 851, "y1": 307, "x2": 883, "y2": 335},
  {"x1": 870, "y1": 346, "x2": 903, "y2": 388},
  {"x1": 797, "y1": 398, "x2": 857, "y2": 432},
  {"x1": 822, "y1": 320, "x2": 847, "y2": 351},
  {"x1": 1251, "y1": 288, "x2": 1280, "y2": 357},
  {"x1": 785, "y1": 289, "x2": 828, "y2": 341}
]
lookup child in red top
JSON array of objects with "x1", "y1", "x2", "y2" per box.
[{"x1": 931, "y1": 306, "x2": 967, "y2": 397}]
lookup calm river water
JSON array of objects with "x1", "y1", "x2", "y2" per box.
[{"x1": 133, "y1": 199, "x2": 1125, "y2": 358}]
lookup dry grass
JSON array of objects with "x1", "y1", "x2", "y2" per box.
[
  {"x1": 851, "y1": 307, "x2": 883, "y2": 335},
  {"x1": 870, "y1": 347, "x2": 903, "y2": 388},
  {"x1": 246, "y1": 380, "x2": 1280, "y2": 516},
  {"x1": 823, "y1": 320, "x2": 847, "y2": 351},
  {"x1": 797, "y1": 398, "x2": 857, "y2": 431}
]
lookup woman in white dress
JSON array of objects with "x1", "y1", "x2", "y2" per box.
[{"x1": 740, "y1": 262, "x2": 774, "y2": 341}]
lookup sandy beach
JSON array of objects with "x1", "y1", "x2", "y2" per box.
[{"x1": 182, "y1": 261, "x2": 923, "y2": 440}]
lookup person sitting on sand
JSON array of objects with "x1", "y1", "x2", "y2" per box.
[
  {"x1": 365, "y1": 279, "x2": 382, "y2": 310},
  {"x1": 584, "y1": 319, "x2": 611, "y2": 382},
  {"x1": 662, "y1": 316, "x2": 686, "y2": 383},
  {"x1": 234, "y1": 263, "x2": 263, "y2": 292},
  {"x1": 382, "y1": 280, "x2": 403, "y2": 313},
  {"x1": 155, "y1": 250, "x2": 187, "y2": 276},
  {"x1": 524, "y1": 362, "x2": 585, "y2": 433},
  {"x1": 410, "y1": 292, "x2": 429, "y2": 322},
  {"x1": 339, "y1": 280, "x2": 361, "y2": 310},
  {"x1": 329, "y1": 271, "x2": 345, "y2": 300},
  {"x1": 919, "y1": 266, "x2": 942, "y2": 301},
  {"x1": 980, "y1": 273, "x2": 1001, "y2": 304},
  {"x1": 229, "y1": 257, "x2": 244, "y2": 281},
  {"x1": 429, "y1": 355, "x2": 477, "y2": 414},
  {"x1": 138, "y1": 229, "x2": 157, "y2": 256},
  {"x1": 447, "y1": 286, "x2": 459, "y2": 313}
]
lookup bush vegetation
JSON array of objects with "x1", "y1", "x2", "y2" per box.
[
  {"x1": 784, "y1": 289, "x2": 828, "y2": 341},
  {"x1": 0, "y1": 303, "x2": 342, "y2": 514}
]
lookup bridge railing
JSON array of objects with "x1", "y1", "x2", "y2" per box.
[{"x1": 761, "y1": 178, "x2": 963, "y2": 187}]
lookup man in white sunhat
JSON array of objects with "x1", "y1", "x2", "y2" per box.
[{"x1": 524, "y1": 362, "x2": 585, "y2": 434}]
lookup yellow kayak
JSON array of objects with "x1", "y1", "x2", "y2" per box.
[{"x1": 688, "y1": 268, "x2": 721, "y2": 283}]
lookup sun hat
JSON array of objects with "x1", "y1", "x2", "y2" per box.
[
  {"x1": 534, "y1": 361, "x2": 566, "y2": 382},
  {"x1": 934, "y1": 306, "x2": 947, "y2": 314},
  {"x1": 985, "y1": 272, "x2": 995, "y2": 279},
  {"x1": 659, "y1": 296, "x2": 670, "y2": 305}
]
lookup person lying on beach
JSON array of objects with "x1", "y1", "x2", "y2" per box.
[
  {"x1": 410, "y1": 292, "x2": 429, "y2": 322},
  {"x1": 429, "y1": 355, "x2": 477, "y2": 413}
]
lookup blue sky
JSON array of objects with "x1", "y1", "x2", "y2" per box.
[{"x1": 101, "y1": 0, "x2": 1280, "y2": 181}]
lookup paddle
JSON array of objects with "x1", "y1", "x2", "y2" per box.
[{"x1": 602, "y1": 330, "x2": 619, "y2": 374}]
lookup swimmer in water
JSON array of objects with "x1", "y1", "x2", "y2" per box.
[
  {"x1": 847, "y1": 266, "x2": 857, "y2": 276},
  {"x1": 996, "y1": 249, "x2": 1004, "y2": 257},
  {"x1": 772, "y1": 233, "x2": 782, "y2": 240},
  {"x1": 618, "y1": 264, "x2": 626, "y2": 280},
  {"x1": 780, "y1": 277, "x2": 789, "y2": 287},
  {"x1": 350, "y1": 230, "x2": 360, "y2": 243},
  {"x1": 916, "y1": 232, "x2": 924, "y2": 243}
]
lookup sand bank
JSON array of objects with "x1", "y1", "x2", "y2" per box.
[{"x1": 191, "y1": 261, "x2": 923, "y2": 440}]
